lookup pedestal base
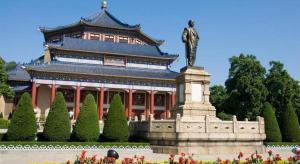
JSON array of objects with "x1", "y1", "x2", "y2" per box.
[{"x1": 151, "y1": 141, "x2": 265, "y2": 155}]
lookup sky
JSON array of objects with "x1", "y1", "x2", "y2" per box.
[{"x1": 0, "y1": 0, "x2": 299, "y2": 85}]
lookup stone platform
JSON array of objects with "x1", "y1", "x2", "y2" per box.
[{"x1": 129, "y1": 66, "x2": 266, "y2": 155}]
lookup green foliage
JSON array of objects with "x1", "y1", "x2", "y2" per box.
[
  {"x1": 5, "y1": 61, "x2": 17, "y2": 71},
  {"x1": 6, "y1": 93, "x2": 36, "y2": 141},
  {"x1": 0, "y1": 57, "x2": 14, "y2": 100},
  {"x1": 103, "y1": 94, "x2": 129, "y2": 142},
  {"x1": 0, "y1": 112, "x2": 3, "y2": 118},
  {"x1": 0, "y1": 118, "x2": 9, "y2": 129},
  {"x1": 262, "y1": 102, "x2": 282, "y2": 142},
  {"x1": 210, "y1": 85, "x2": 228, "y2": 114},
  {"x1": 217, "y1": 112, "x2": 233, "y2": 121},
  {"x1": 280, "y1": 102, "x2": 300, "y2": 142},
  {"x1": 225, "y1": 54, "x2": 268, "y2": 120},
  {"x1": 73, "y1": 94, "x2": 99, "y2": 142},
  {"x1": 265, "y1": 61, "x2": 300, "y2": 121},
  {"x1": 43, "y1": 92, "x2": 71, "y2": 141}
]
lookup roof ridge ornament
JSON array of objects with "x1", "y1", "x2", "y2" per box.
[{"x1": 101, "y1": 0, "x2": 107, "y2": 11}]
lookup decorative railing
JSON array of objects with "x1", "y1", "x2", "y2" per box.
[{"x1": 0, "y1": 145, "x2": 151, "y2": 150}]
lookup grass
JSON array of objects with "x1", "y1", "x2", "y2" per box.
[
  {"x1": 264, "y1": 142, "x2": 300, "y2": 146},
  {"x1": 0, "y1": 141, "x2": 149, "y2": 147}
]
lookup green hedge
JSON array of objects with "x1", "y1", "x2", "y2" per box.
[
  {"x1": 262, "y1": 102, "x2": 282, "y2": 142},
  {"x1": 103, "y1": 94, "x2": 129, "y2": 142},
  {"x1": 73, "y1": 94, "x2": 99, "y2": 142},
  {"x1": 43, "y1": 92, "x2": 71, "y2": 141},
  {"x1": 6, "y1": 93, "x2": 37, "y2": 141},
  {"x1": 0, "y1": 118, "x2": 9, "y2": 129}
]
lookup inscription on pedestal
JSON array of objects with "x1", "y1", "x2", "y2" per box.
[
  {"x1": 191, "y1": 83, "x2": 202, "y2": 102},
  {"x1": 179, "y1": 83, "x2": 184, "y2": 103}
]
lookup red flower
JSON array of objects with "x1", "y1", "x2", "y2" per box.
[
  {"x1": 257, "y1": 154, "x2": 262, "y2": 160},
  {"x1": 181, "y1": 153, "x2": 185, "y2": 157},
  {"x1": 288, "y1": 156, "x2": 294, "y2": 162},
  {"x1": 91, "y1": 155, "x2": 97, "y2": 163},
  {"x1": 267, "y1": 150, "x2": 272, "y2": 156},
  {"x1": 179, "y1": 157, "x2": 185, "y2": 164},
  {"x1": 238, "y1": 152, "x2": 243, "y2": 159},
  {"x1": 297, "y1": 149, "x2": 300, "y2": 155},
  {"x1": 275, "y1": 154, "x2": 281, "y2": 161}
]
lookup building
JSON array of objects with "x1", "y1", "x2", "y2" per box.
[{"x1": 8, "y1": 1, "x2": 178, "y2": 122}]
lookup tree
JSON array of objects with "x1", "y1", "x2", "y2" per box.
[
  {"x1": 210, "y1": 85, "x2": 228, "y2": 114},
  {"x1": 73, "y1": 94, "x2": 99, "y2": 141},
  {"x1": 6, "y1": 93, "x2": 36, "y2": 141},
  {"x1": 5, "y1": 61, "x2": 17, "y2": 71},
  {"x1": 103, "y1": 94, "x2": 129, "y2": 141},
  {"x1": 43, "y1": 92, "x2": 71, "y2": 141},
  {"x1": 261, "y1": 102, "x2": 282, "y2": 142},
  {"x1": 0, "y1": 57, "x2": 14, "y2": 100},
  {"x1": 265, "y1": 61, "x2": 300, "y2": 127},
  {"x1": 280, "y1": 102, "x2": 300, "y2": 142},
  {"x1": 225, "y1": 54, "x2": 268, "y2": 120}
]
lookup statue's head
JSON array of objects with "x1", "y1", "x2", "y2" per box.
[{"x1": 188, "y1": 20, "x2": 195, "y2": 27}]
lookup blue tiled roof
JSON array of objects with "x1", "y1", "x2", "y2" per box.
[
  {"x1": 40, "y1": 10, "x2": 139, "y2": 33},
  {"x1": 39, "y1": 10, "x2": 164, "y2": 45},
  {"x1": 7, "y1": 65, "x2": 31, "y2": 81},
  {"x1": 26, "y1": 62, "x2": 178, "y2": 80},
  {"x1": 48, "y1": 37, "x2": 178, "y2": 60},
  {"x1": 82, "y1": 10, "x2": 139, "y2": 29}
]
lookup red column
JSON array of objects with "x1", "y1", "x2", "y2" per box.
[
  {"x1": 171, "y1": 91, "x2": 176, "y2": 108},
  {"x1": 98, "y1": 87, "x2": 104, "y2": 120},
  {"x1": 150, "y1": 90, "x2": 155, "y2": 115},
  {"x1": 165, "y1": 93, "x2": 169, "y2": 119},
  {"x1": 145, "y1": 92, "x2": 149, "y2": 120},
  {"x1": 125, "y1": 92, "x2": 129, "y2": 118},
  {"x1": 31, "y1": 82, "x2": 37, "y2": 108},
  {"x1": 75, "y1": 85, "x2": 80, "y2": 119},
  {"x1": 128, "y1": 89, "x2": 133, "y2": 120},
  {"x1": 50, "y1": 83, "x2": 56, "y2": 105}
]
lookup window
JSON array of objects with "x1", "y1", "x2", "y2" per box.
[
  {"x1": 105, "y1": 35, "x2": 114, "y2": 42},
  {"x1": 104, "y1": 56, "x2": 126, "y2": 66},
  {"x1": 133, "y1": 93, "x2": 145, "y2": 105},
  {"x1": 90, "y1": 33, "x2": 100, "y2": 40},
  {"x1": 154, "y1": 94, "x2": 165, "y2": 106},
  {"x1": 119, "y1": 36, "x2": 128, "y2": 44}
]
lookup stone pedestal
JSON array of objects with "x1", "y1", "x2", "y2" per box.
[
  {"x1": 129, "y1": 66, "x2": 266, "y2": 155},
  {"x1": 171, "y1": 66, "x2": 216, "y2": 120}
]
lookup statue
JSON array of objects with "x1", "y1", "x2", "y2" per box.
[{"x1": 182, "y1": 20, "x2": 199, "y2": 66}]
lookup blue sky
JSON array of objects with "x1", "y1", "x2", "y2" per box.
[{"x1": 0, "y1": 0, "x2": 299, "y2": 85}]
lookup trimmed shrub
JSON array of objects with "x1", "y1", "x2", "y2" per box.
[
  {"x1": 0, "y1": 112, "x2": 3, "y2": 118},
  {"x1": 217, "y1": 112, "x2": 233, "y2": 121},
  {"x1": 6, "y1": 93, "x2": 36, "y2": 141},
  {"x1": 262, "y1": 102, "x2": 282, "y2": 142},
  {"x1": 43, "y1": 92, "x2": 71, "y2": 141},
  {"x1": 0, "y1": 118, "x2": 9, "y2": 129},
  {"x1": 280, "y1": 102, "x2": 300, "y2": 142},
  {"x1": 73, "y1": 94, "x2": 99, "y2": 141},
  {"x1": 103, "y1": 94, "x2": 128, "y2": 142}
]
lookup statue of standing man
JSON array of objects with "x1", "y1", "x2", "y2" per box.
[{"x1": 182, "y1": 20, "x2": 199, "y2": 66}]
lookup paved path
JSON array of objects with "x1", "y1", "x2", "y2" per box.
[{"x1": 0, "y1": 149, "x2": 296, "y2": 164}]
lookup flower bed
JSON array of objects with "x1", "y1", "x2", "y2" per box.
[{"x1": 66, "y1": 149, "x2": 300, "y2": 164}]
